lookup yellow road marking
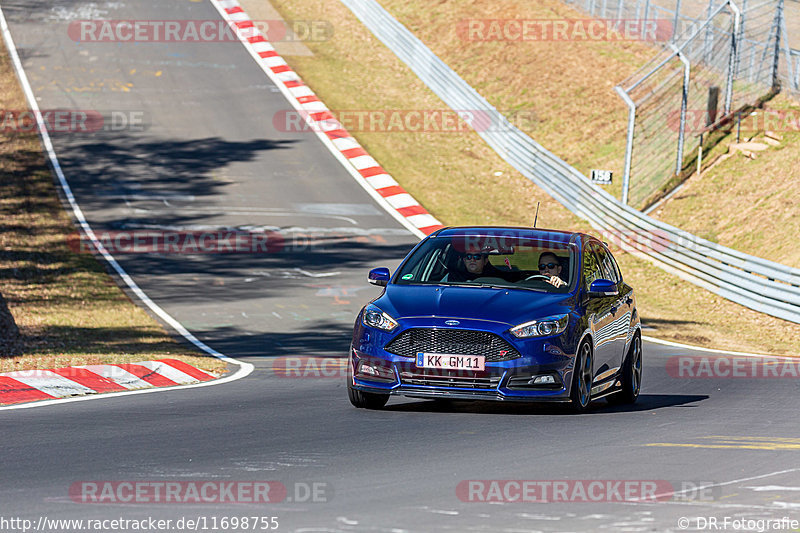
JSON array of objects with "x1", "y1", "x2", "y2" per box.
[
  {"x1": 646, "y1": 436, "x2": 800, "y2": 451},
  {"x1": 647, "y1": 443, "x2": 800, "y2": 450},
  {"x1": 705, "y1": 436, "x2": 800, "y2": 443}
]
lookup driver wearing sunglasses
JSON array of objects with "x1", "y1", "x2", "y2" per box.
[
  {"x1": 447, "y1": 250, "x2": 507, "y2": 282},
  {"x1": 538, "y1": 252, "x2": 567, "y2": 288}
]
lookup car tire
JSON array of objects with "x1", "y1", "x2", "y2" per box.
[
  {"x1": 607, "y1": 333, "x2": 642, "y2": 405},
  {"x1": 347, "y1": 384, "x2": 389, "y2": 409},
  {"x1": 569, "y1": 340, "x2": 593, "y2": 413}
]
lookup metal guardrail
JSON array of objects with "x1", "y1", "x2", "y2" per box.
[{"x1": 340, "y1": 0, "x2": 800, "y2": 323}]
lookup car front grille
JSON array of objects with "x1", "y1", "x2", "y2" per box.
[
  {"x1": 384, "y1": 328, "x2": 521, "y2": 362},
  {"x1": 398, "y1": 368, "x2": 502, "y2": 389}
]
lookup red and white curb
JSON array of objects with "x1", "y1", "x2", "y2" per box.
[
  {"x1": 0, "y1": 359, "x2": 218, "y2": 406},
  {"x1": 209, "y1": 0, "x2": 444, "y2": 239}
]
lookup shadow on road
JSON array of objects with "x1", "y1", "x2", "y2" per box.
[
  {"x1": 385, "y1": 393, "x2": 709, "y2": 415},
  {"x1": 189, "y1": 321, "x2": 356, "y2": 358}
]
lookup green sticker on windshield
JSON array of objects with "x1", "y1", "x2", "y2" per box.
[{"x1": 401, "y1": 274, "x2": 414, "y2": 280}]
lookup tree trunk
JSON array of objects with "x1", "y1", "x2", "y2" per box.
[{"x1": 0, "y1": 291, "x2": 21, "y2": 357}]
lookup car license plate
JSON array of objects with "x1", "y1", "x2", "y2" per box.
[{"x1": 415, "y1": 353, "x2": 485, "y2": 371}]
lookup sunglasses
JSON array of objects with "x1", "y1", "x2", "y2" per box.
[
  {"x1": 464, "y1": 254, "x2": 485, "y2": 260},
  {"x1": 539, "y1": 262, "x2": 559, "y2": 270}
]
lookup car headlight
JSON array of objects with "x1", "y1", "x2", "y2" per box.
[
  {"x1": 362, "y1": 304, "x2": 399, "y2": 332},
  {"x1": 509, "y1": 314, "x2": 568, "y2": 338}
]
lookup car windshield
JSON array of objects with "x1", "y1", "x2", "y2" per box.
[{"x1": 394, "y1": 233, "x2": 578, "y2": 292}]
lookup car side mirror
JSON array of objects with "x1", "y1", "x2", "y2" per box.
[
  {"x1": 588, "y1": 279, "x2": 618, "y2": 297},
  {"x1": 368, "y1": 267, "x2": 391, "y2": 287}
]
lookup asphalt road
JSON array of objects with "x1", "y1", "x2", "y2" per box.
[{"x1": 2, "y1": 0, "x2": 800, "y2": 531}]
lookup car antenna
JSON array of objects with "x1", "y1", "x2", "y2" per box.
[{"x1": 533, "y1": 202, "x2": 540, "y2": 228}]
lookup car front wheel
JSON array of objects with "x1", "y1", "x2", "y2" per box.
[
  {"x1": 569, "y1": 340, "x2": 593, "y2": 413},
  {"x1": 347, "y1": 384, "x2": 389, "y2": 409}
]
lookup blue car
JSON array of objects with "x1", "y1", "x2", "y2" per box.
[{"x1": 347, "y1": 227, "x2": 642, "y2": 412}]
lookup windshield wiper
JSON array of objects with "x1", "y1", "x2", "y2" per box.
[{"x1": 440, "y1": 282, "x2": 509, "y2": 290}]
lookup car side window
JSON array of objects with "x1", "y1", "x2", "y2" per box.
[
  {"x1": 604, "y1": 246, "x2": 623, "y2": 284},
  {"x1": 591, "y1": 242, "x2": 619, "y2": 284},
  {"x1": 582, "y1": 243, "x2": 604, "y2": 288}
]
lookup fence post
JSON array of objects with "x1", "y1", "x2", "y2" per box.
[
  {"x1": 780, "y1": 1, "x2": 795, "y2": 93},
  {"x1": 642, "y1": 0, "x2": 651, "y2": 40},
  {"x1": 704, "y1": 0, "x2": 715, "y2": 64},
  {"x1": 615, "y1": 86, "x2": 636, "y2": 205},
  {"x1": 672, "y1": 44, "x2": 691, "y2": 176},
  {"x1": 725, "y1": 0, "x2": 740, "y2": 114},
  {"x1": 673, "y1": 0, "x2": 682, "y2": 41},
  {"x1": 771, "y1": 0, "x2": 783, "y2": 90},
  {"x1": 737, "y1": 0, "x2": 748, "y2": 77}
]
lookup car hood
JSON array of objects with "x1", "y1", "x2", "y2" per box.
[{"x1": 374, "y1": 284, "x2": 575, "y2": 326}]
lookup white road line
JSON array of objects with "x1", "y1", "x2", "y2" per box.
[
  {"x1": 633, "y1": 467, "x2": 800, "y2": 503},
  {"x1": 642, "y1": 335, "x2": 798, "y2": 358},
  {"x1": 746, "y1": 485, "x2": 800, "y2": 491}
]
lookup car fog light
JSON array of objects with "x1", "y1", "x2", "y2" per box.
[
  {"x1": 531, "y1": 375, "x2": 556, "y2": 385},
  {"x1": 359, "y1": 363, "x2": 379, "y2": 376},
  {"x1": 355, "y1": 360, "x2": 395, "y2": 381}
]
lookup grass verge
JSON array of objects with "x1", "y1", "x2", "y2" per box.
[
  {"x1": 266, "y1": 0, "x2": 800, "y2": 354},
  {"x1": 0, "y1": 46, "x2": 227, "y2": 375}
]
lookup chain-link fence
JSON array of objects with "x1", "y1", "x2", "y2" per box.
[
  {"x1": 563, "y1": 0, "x2": 797, "y2": 91},
  {"x1": 563, "y1": 0, "x2": 795, "y2": 209},
  {"x1": 622, "y1": 0, "x2": 780, "y2": 208}
]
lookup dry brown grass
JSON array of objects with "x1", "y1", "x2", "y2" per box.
[
  {"x1": 378, "y1": 0, "x2": 659, "y2": 200},
  {"x1": 268, "y1": 0, "x2": 800, "y2": 354},
  {"x1": 0, "y1": 48, "x2": 227, "y2": 375}
]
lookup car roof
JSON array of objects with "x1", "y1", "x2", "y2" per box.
[{"x1": 431, "y1": 226, "x2": 590, "y2": 246}]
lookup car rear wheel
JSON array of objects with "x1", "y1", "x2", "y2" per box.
[
  {"x1": 607, "y1": 333, "x2": 642, "y2": 405},
  {"x1": 569, "y1": 341, "x2": 593, "y2": 413},
  {"x1": 347, "y1": 384, "x2": 389, "y2": 409}
]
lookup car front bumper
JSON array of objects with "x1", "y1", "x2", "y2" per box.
[{"x1": 349, "y1": 346, "x2": 576, "y2": 402}]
